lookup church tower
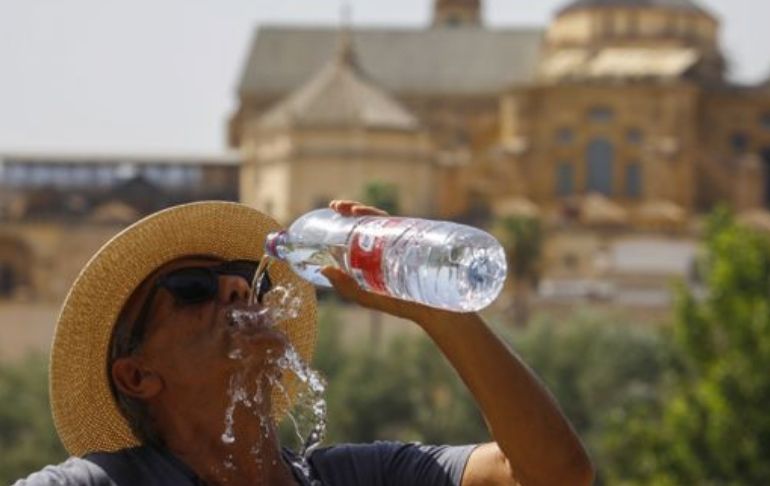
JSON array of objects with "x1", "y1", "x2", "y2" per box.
[{"x1": 433, "y1": 0, "x2": 482, "y2": 28}]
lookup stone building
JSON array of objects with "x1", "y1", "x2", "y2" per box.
[
  {"x1": 493, "y1": 0, "x2": 770, "y2": 223},
  {"x1": 239, "y1": 33, "x2": 434, "y2": 222},
  {"x1": 0, "y1": 153, "x2": 238, "y2": 303},
  {"x1": 232, "y1": 0, "x2": 770, "y2": 225},
  {"x1": 229, "y1": 0, "x2": 541, "y2": 222}
]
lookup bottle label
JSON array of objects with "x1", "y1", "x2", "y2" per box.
[{"x1": 348, "y1": 218, "x2": 405, "y2": 293}]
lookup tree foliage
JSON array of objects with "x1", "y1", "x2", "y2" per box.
[
  {"x1": 500, "y1": 313, "x2": 672, "y2": 484},
  {"x1": 309, "y1": 303, "x2": 489, "y2": 446},
  {"x1": 361, "y1": 181, "x2": 399, "y2": 216},
  {"x1": 495, "y1": 215, "x2": 544, "y2": 326},
  {"x1": 604, "y1": 209, "x2": 770, "y2": 485},
  {"x1": 0, "y1": 354, "x2": 67, "y2": 485}
]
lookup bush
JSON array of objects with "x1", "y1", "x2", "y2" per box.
[{"x1": 0, "y1": 353, "x2": 67, "y2": 484}]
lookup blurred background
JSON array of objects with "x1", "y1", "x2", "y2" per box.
[{"x1": 2, "y1": 0, "x2": 770, "y2": 484}]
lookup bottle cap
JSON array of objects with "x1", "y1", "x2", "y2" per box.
[{"x1": 265, "y1": 231, "x2": 287, "y2": 259}]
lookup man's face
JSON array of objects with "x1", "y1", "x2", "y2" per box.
[{"x1": 117, "y1": 256, "x2": 291, "y2": 408}]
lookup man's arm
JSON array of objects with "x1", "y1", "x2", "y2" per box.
[
  {"x1": 321, "y1": 201, "x2": 594, "y2": 486},
  {"x1": 323, "y1": 269, "x2": 593, "y2": 486}
]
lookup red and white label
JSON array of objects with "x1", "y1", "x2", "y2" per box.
[{"x1": 348, "y1": 218, "x2": 406, "y2": 294}]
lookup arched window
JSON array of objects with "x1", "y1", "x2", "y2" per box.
[
  {"x1": 586, "y1": 138, "x2": 614, "y2": 195},
  {"x1": 0, "y1": 237, "x2": 32, "y2": 299},
  {"x1": 556, "y1": 162, "x2": 575, "y2": 196},
  {"x1": 626, "y1": 162, "x2": 643, "y2": 198},
  {"x1": 0, "y1": 262, "x2": 16, "y2": 298}
]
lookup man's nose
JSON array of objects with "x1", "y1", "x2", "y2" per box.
[{"x1": 218, "y1": 274, "x2": 251, "y2": 304}]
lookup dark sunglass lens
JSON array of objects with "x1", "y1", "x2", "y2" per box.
[
  {"x1": 219, "y1": 261, "x2": 259, "y2": 281},
  {"x1": 163, "y1": 268, "x2": 217, "y2": 303}
]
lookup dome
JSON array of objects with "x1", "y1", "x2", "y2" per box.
[{"x1": 559, "y1": 0, "x2": 710, "y2": 16}]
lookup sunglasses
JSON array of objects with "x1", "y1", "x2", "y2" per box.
[{"x1": 126, "y1": 260, "x2": 272, "y2": 353}]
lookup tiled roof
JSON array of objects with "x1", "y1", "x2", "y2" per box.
[
  {"x1": 238, "y1": 26, "x2": 543, "y2": 97},
  {"x1": 258, "y1": 40, "x2": 420, "y2": 131}
]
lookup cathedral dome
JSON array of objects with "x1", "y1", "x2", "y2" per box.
[
  {"x1": 547, "y1": 0, "x2": 718, "y2": 51},
  {"x1": 559, "y1": 0, "x2": 709, "y2": 15},
  {"x1": 541, "y1": 0, "x2": 724, "y2": 82}
]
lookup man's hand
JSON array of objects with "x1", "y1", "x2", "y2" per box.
[{"x1": 321, "y1": 199, "x2": 448, "y2": 324}]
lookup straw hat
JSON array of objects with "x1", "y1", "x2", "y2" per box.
[{"x1": 50, "y1": 201, "x2": 317, "y2": 457}]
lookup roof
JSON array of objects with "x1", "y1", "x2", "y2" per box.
[
  {"x1": 259, "y1": 38, "x2": 420, "y2": 131},
  {"x1": 238, "y1": 26, "x2": 543, "y2": 97},
  {"x1": 0, "y1": 152, "x2": 241, "y2": 166},
  {"x1": 559, "y1": 0, "x2": 709, "y2": 15}
]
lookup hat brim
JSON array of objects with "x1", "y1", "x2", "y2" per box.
[{"x1": 50, "y1": 201, "x2": 317, "y2": 457}]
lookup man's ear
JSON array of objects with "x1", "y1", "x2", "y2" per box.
[{"x1": 112, "y1": 356, "x2": 164, "y2": 400}]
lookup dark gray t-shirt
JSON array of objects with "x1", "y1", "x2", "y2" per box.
[{"x1": 13, "y1": 442, "x2": 477, "y2": 486}]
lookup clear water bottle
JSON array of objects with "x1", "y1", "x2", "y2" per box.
[{"x1": 265, "y1": 209, "x2": 507, "y2": 312}]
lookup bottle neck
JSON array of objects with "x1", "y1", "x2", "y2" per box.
[{"x1": 265, "y1": 231, "x2": 288, "y2": 260}]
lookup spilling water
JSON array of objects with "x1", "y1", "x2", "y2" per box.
[{"x1": 220, "y1": 277, "x2": 326, "y2": 479}]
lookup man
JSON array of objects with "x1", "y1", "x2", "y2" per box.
[{"x1": 15, "y1": 200, "x2": 593, "y2": 485}]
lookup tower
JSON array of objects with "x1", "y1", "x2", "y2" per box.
[{"x1": 433, "y1": 0, "x2": 482, "y2": 28}]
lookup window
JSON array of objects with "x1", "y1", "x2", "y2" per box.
[
  {"x1": 30, "y1": 165, "x2": 54, "y2": 186},
  {"x1": 626, "y1": 128, "x2": 644, "y2": 145},
  {"x1": 446, "y1": 14, "x2": 462, "y2": 27},
  {"x1": 602, "y1": 12, "x2": 614, "y2": 36},
  {"x1": 588, "y1": 107, "x2": 614, "y2": 123},
  {"x1": 556, "y1": 127, "x2": 575, "y2": 145},
  {"x1": 760, "y1": 113, "x2": 770, "y2": 131},
  {"x1": 626, "y1": 163, "x2": 643, "y2": 198},
  {"x1": 0, "y1": 263, "x2": 16, "y2": 298},
  {"x1": 6, "y1": 164, "x2": 29, "y2": 186},
  {"x1": 731, "y1": 132, "x2": 750, "y2": 154},
  {"x1": 72, "y1": 166, "x2": 93, "y2": 186},
  {"x1": 96, "y1": 166, "x2": 116, "y2": 186},
  {"x1": 628, "y1": 12, "x2": 639, "y2": 35},
  {"x1": 556, "y1": 163, "x2": 575, "y2": 196},
  {"x1": 586, "y1": 138, "x2": 615, "y2": 195},
  {"x1": 184, "y1": 167, "x2": 203, "y2": 186}
]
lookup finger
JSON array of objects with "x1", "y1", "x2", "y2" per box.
[
  {"x1": 350, "y1": 204, "x2": 389, "y2": 217},
  {"x1": 321, "y1": 267, "x2": 362, "y2": 301},
  {"x1": 329, "y1": 200, "x2": 360, "y2": 215},
  {"x1": 329, "y1": 200, "x2": 389, "y2": 217}
]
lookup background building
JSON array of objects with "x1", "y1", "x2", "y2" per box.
[
  {"x1": 232, "y1": 0, "x2": 770, "y2": 226},
  {"x1": 3, "y1": 0, "x2": 770, "y2": 359}
]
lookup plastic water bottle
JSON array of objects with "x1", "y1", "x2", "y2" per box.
[{"x1": 264, "y1": 209, "x2": 507, "y2": 312}]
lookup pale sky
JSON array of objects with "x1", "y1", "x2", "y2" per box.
[{"x1": 0, "y1": 0, "x2": 767, "y2": 155}]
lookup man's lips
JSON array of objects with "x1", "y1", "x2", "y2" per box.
[{"x1": 225, "y1": 304, "x2": 278, "y2": 336}]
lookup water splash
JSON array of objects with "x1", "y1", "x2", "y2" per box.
[
  {"x1": 249, "y1": 257, "x2": 273, "y2": 306},
  {"x1": 219, "y1": 282, "x2": 327, "y2": 478},
  {"x1": 276, "y1": 346, "x2": 327, "y2": 456}
]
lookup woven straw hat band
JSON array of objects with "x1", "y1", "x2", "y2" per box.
[{"x1": 50, "y1": 202, "x2": 317, "y2": 457}]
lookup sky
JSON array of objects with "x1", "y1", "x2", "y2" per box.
[{"x1": 0, "y1": 0, "x2": 768, "y2": 156}]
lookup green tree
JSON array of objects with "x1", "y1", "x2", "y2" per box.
[
  {"x1": 497, "y1": 313, "x2": 672, "y2": 484},
  {"x1": 496, "y1": 215, "x2": 543, "y2": 327},
  {"x1": 604, "y1": 209, "x2": 770, "y2": 485},
  {"x1": 361, "y1": 181, "x2": 399, "y2": 216},
  {"x1": 0, "y1": 354, "x2": 67, "y2": 484},
  {"x1": 297, "y1": 302, "x2": 488, "y2": 447}
]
